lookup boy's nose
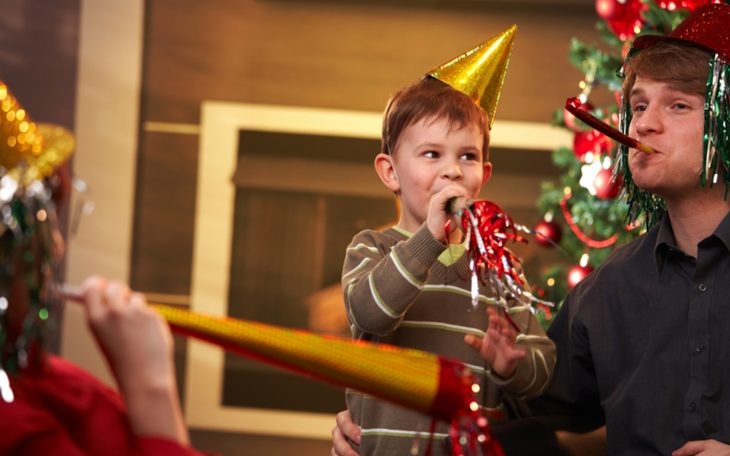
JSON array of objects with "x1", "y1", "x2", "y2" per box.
[{"x1": 442, "y1": 162, "x2": 463, "y2": 179}]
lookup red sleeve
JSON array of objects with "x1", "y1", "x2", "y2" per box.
[
  {"x1": 138, "y1": 437, "x2": 215, "y2": 456},
  {"x1": 0, "y1": 356, "x2": 214, "y2": 456},
  {"x1": 0, "y1": 398, "x2": 88, "y2": 456}
]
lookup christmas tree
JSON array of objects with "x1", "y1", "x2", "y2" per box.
[{"x1": 529, "y1": 0, "x2": 722, "y2": 326}]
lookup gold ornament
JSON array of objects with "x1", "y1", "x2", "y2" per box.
[
  {"x1": 0, "y1": 80, "x2": 75, "y2": 182},
  {"x1": 427, "y1": 25, "x2": 517, "y2": 128}
]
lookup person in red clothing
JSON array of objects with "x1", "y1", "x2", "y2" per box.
[{"x1": 0, "y1": 80, "x2": 210, "y2": 456}]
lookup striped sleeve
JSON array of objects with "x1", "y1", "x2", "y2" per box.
[{"x1": 342, "y1": 226, "x2": 446, "y2": 338}]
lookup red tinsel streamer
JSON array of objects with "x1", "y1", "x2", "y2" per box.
[
  {"x1": 460, "y1": 200, "x2": 527, "y2": 287},
  {"x1": 451, "y1": 199, "x2": 554, "y2": 330},
  {"x1": 559, "y1": 192, "x2": 619, "y2": 249}
]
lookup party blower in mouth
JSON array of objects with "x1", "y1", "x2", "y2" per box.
[{"x1": 565, "y1": 97, "x2": 657, "y2": 155}]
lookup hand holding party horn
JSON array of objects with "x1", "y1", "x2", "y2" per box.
[{"x1": 60, "y1": 284, "x2": 476, "y2": 423}]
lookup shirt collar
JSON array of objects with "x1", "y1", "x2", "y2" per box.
[
  {"x1": 712, "y1": 210, "x2": 730, "y2": 251},
  {"x1": 654, "y1": 214, "x2": 677, "y2": 273},
  {"x1": 654, "y1": 210, "x2": 730, "y2": 271}
]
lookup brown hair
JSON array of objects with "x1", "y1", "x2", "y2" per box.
[
  {"x1": 381, "y1": 76, "x2": 490, "y2": 160},
  {"x1": 622, "y1": 40, "x2": 711, "y2": 101}
]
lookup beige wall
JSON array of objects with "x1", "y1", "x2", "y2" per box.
[{"x1": 62, "y1": 0, "x2": 144, "y2": 387}]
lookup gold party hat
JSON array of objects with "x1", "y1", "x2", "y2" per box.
[
  {"x1": 0, "y1": 80, "x2": 75, "y2": 181},
  {"x1": 428, "y1": 25, "x2": 517, "y2": 128}
]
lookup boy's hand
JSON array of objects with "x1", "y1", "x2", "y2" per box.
[
  {"x1": 464, "y1": 307, "x2": 526, "y2": 378},
  {"x1": 331, "y1": 410, "x2": 361, "y2": 456},
  {"x1": 427, "y1": 185, "x2": 469, "y2": 243}
]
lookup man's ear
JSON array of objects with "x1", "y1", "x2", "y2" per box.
[
  {"x1": 482, "y1": 161, "x2": 493, "y2": 186},
  {"x1": 374, "y1": 153, "x2": 400, "y2": 193}
]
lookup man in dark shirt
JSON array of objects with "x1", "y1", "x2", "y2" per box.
[
  {"x1": 332, "y1": 3, "x2": 730, "y2": 455},
  {"x1": 536, "y1": 3, "x2": 730, "y2": 455}
]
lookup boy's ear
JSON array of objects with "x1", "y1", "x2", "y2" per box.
[
  {"x1": 481, "y1": 161, "x2": 493, "y2": 186},
  {"x1": 374, "y1": 153, "x2": 400, "y2": 193}
]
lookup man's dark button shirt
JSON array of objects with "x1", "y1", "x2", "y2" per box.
[{"x1": 544, "y1": 212, "x2": 730, "y2": 455}]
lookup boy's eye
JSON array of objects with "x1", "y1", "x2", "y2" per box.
[
  {"x1": 461, "y1": 152, "x2": 479, "y2": 161},
  {"x1": 424, "y1": 150, "x2": 439, "y2": 158}
]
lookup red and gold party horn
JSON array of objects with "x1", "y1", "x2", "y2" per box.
[
  {"x1": 155, "y1": 305, "x2": 476, "y2": 422},
  {"x1": 565, "y1": 97, "x2": 656, "y2": 155},
  {"x1": 62, "y1": 285, "x2": 476, "y2": 423}
]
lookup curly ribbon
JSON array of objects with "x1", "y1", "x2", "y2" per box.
[
  {"x1": 460, "y1": 200, "x2": 527, "y2": 287},
  {"x1": 559, "y1": 192, "x2": 619, "y2": 249},
  {"x1": 455, "y1": 200, "x2": 553, "y2": 325}
]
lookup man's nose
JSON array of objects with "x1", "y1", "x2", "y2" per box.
[{"x1": 634, "y1": 106, "x2": 664, "y2": 136}]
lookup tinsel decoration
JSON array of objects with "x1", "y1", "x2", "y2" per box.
[
  {"x1": 614, "y1": 82, "x2": 668, "y2": 228},
  {"x1": 0, "y1": 175, "x2": 62, "y2": 402},
  {"x1": 457, "y1": 200, "x2": 553, "y2": 317},
  {"x1": 1, "y1": 80, "x2": 75, "y2": 404},
  {"x1": 702, "y1": 55, "x2": 730, "y2": 194}
]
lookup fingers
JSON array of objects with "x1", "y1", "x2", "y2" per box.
[
  {"x1": 78, "y1": 276, "x2": 149, "y2": 327},
  {"x1": 487, "y1": 307, "x2": 519, "y2": 341},
  {"x1": 336, "y1": 410, "x2": 361, "y2": 444},
  {"x1": 464, "y1": 334, "x2": 483, "y2": 351},
  {"x1": 331, "y1": 410, "x2": 361, "y2": 456},
  {"x1": 78, "y1": 275, "x2": 107, "y2": 321},
  {"x1": 427, "y1": 185, "x2": 470, "y2": 241}
]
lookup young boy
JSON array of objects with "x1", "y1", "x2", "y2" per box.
[{"x1": 342, "y1": 27, "x2": 556, "y2": 455}]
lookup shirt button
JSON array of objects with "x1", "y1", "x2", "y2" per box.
[
  {"x1": 696, "y1": 344, "x2": 705, "y2": 353},
  {"x1": 689, "y1": 402, "x2": 697, "y2": 411},
  {"x1": 698, "y1": 283, "x2": 708, "y2": 292}
]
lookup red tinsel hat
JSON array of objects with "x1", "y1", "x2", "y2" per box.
[{"x1": 632, "y1": 3, "x2": 730, "y2": 62}]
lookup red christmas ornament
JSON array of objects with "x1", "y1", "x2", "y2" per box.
[
  {"x1": 595, "y1": 0, "x2": 646, "y2": 41},
  {"x1": 563, "y1": 100, "x2": 594, "y2": 132},
  {"x1": 594, "y1": 168, "x2": 623, "y2": 200},
  {"x1": 657, "y1": 0, "x2": 722, "y2": 12},
  {"x1": 596, "y1": 0, "x2": 618, "y2": 18},
  {"x1": 573, "y1": 130, "x2": 612, "y2": 162},
  {"x1": 567, "y1": 264, "x2": 594, "y2": 288},
  {"x1": 533, "y1": 218, "x2": 562, "y2": 247}
]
